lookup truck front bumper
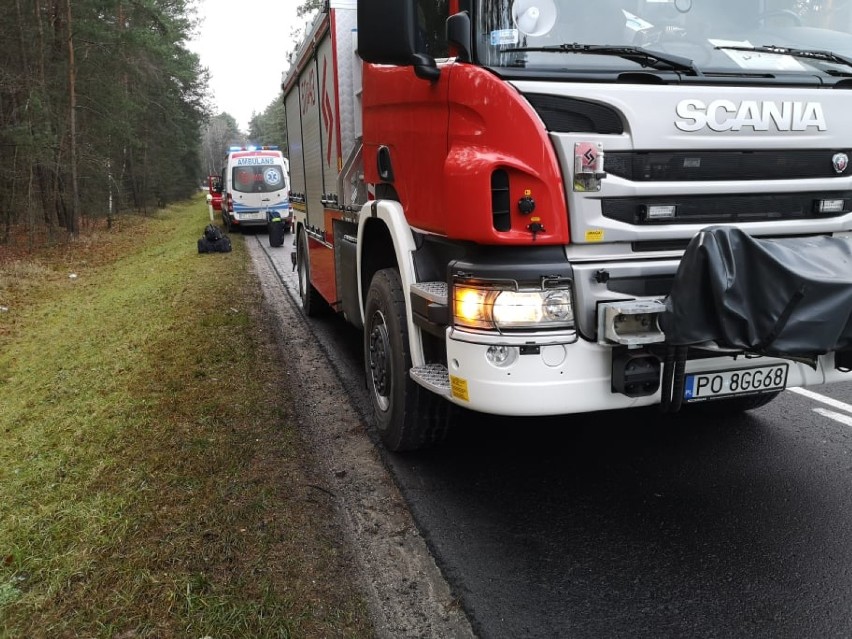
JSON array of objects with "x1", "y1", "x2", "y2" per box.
[{"x1": 435, "y1": 327, "x2": 843, "y2": 416}]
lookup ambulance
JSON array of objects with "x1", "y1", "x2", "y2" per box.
[{"x1": 220, "y1": 146, "x2": 292, "y2": 233}]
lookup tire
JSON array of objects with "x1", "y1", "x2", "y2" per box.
[
  {"x1": 364, "y1": 268, "x2": 452, "y2": 452},
  {"x1": 296, "y1": 229, "x2": 327, "y2": 316},
  {"x1": 686, "y1": 391, "x2": 780, "y2": 415},
  {"x1": 222, "y1": 211, "x2": 232, "y2": 233}
]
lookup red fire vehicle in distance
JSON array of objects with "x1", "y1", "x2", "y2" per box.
[{"x1": 206, "y1": 174, "x2": 223, "y2": 222}]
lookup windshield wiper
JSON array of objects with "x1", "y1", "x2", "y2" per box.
[
  {"x1": 714, "y1": 44, "x2": 852, "y2": 71},
  {"x1": 503, "y1": 43, "x2": 702, "y2": 75}
]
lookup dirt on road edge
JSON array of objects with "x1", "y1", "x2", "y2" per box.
[{"x1": 247, "y1": 241, "x2": 476, "y2": 639}]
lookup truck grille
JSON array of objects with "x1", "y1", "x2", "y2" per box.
[
  {"x1": 605, "y1": 149, "x2": 851, "y2": 182},
  {"x1": 602, "y1": 191, "x2": 852, "y2": 225}
]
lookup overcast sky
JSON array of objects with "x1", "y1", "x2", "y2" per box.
[{"x1": 187, "y1": 0, "x2": 312, "y2": 132}]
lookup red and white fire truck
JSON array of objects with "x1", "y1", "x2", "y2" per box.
[
  {"x1": 282, "y1": 0, "x2": 852, "y2": 451},
  {"x1": 206, "y1": 174, "x2": 223, "y2": 222}
]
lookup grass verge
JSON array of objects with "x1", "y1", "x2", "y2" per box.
[{"x1": 0, "y1": 198, "x2": 372, "y2": 638}]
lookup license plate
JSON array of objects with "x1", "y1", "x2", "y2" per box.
[
  {"x1": 240, "y1": 211, "x2": 265, "y2": 221},
  {"x1": 684, "y1": 364, "x2": 788, "y2": 402}
]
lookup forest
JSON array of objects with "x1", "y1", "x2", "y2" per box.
[{"x1": 0, "y1": 0, "x2": 320, "y2": 245}]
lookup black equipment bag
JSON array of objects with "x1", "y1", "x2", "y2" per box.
[
  {"x1": 198, "y1": 225, "x2": 232, "y2": 253},
  {"x1": 204, "y1": 224, "x2": 224, "y2": 242},
  {"x1": 267, "y1": 212, "x2": 284, "y2": 247}
]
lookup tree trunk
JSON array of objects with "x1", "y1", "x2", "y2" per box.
[{"x1": 65, "y1": 0, "x2": 79, "y2": 236}]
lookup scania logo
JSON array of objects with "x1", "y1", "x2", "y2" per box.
[
  {"x1": 675, "y1": 99, "x2": 827, "y2": 132},
  {"x1": 833, "y1": 152, "x2": 849, "y2": 174}
]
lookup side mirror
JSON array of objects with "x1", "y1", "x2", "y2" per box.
[
  {"x1": 357, "y1": 0, "x2": 417, "y2": 65},
  {"x1": 357, "y1": 0, "x2": 440, "y2": 81},
  {"x1": 447, "y1": 12, "x2": 472, "y2": 63}
]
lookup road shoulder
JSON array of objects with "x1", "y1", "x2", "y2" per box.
[{"x1": 246, "y1": 237, "x2": 476, "y2": 639}]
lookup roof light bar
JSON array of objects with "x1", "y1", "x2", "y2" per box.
[{"x1": 228, "y1": 145, "x2": 280, "y2": 152}]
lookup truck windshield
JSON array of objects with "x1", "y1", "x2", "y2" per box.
[
  {"x1": 476, "y1": 0, "x2": 852, "y2": 77},
  {"x1": 232, "y1": 164, "x2": 288, "y2": 194}
]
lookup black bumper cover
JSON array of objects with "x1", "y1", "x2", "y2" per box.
[{"x1": 659, "y1": 226, "x2": 852, "y2": 360}]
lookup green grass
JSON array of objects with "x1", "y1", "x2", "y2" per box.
[{"x1": 0, "y1": 198, "x2": 372, "y2": 638}]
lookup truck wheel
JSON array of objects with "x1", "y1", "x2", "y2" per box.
[
  {"x1": 686, "y1": 391, "x2": 780, "y2": 415},
  {"x1": 296, "y1": 230, "x2": 326, "y2": 316},
  {"x1": 364, "y1": 268, "x2": 452, "y2": 452}
]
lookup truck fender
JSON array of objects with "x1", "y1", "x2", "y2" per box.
[{"x1": 356, "y1": 199, "x2": 426, "y2": 368}]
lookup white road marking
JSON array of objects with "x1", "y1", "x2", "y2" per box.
[
  {"x1": 813, "y1": 407, "x2": 852, "y2": 427},
  {"x1": 788, "y1": 387, "x2": 852, "y2": 425}
]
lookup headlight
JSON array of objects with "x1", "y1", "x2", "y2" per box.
[{"x1": 453, "y1": 284, "x2": 574, "y2": 330}]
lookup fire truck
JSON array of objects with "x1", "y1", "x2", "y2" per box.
[
  {"x1": 282, "y1": 0, "x2": 852, "y2": 451},
  {"x1": 206, "y1": 174, "x2": 223, "y2": 222}
]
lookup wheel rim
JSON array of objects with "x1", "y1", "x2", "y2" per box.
[{"x1": 368, "y1": 310, "x2": 391, "y2": 412}]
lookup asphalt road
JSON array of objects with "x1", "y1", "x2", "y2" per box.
[{"x1": 251, "y1": 228, "x2": 852, "y2": 639}]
